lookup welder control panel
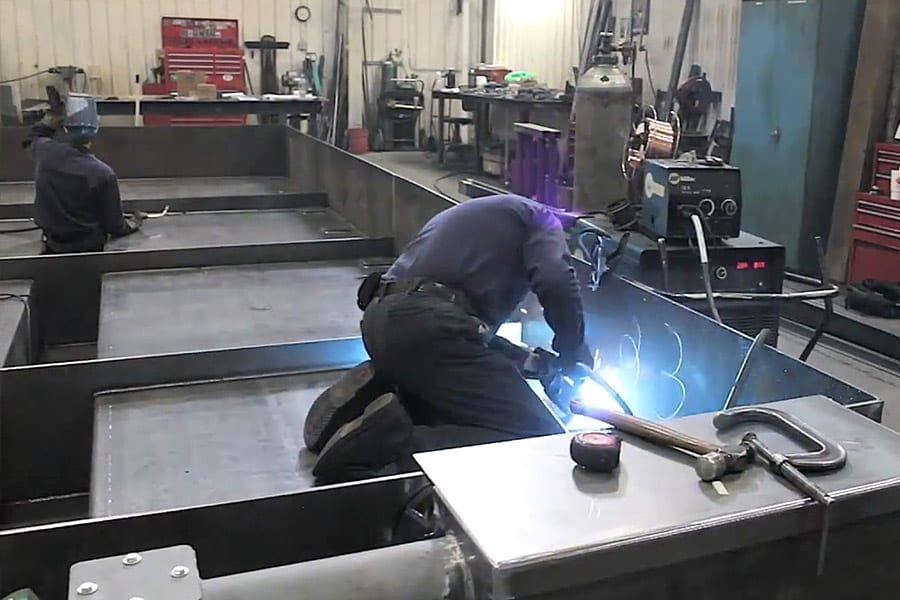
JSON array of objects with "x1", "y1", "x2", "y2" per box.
[{"x1": 641, "y1": 159, "x2": 742, "y2": 240}]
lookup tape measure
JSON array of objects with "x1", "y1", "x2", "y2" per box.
[{"x1": 570, "y1": 431, "x2": 622, "y2": 472}]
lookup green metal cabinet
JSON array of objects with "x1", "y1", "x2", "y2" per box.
[{"x1": 732, "y1": 0, "x2": 864, "y2": 273}]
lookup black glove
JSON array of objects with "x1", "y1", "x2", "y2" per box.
[{"x1": 558, "y1": 343, "x2": 594, "y2": 378}]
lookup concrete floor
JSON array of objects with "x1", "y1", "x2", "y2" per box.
[{"x1": 362, "y1": 150, "x2": 488, "y2": 204}]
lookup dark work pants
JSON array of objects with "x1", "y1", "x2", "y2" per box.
[{"x1": 360, "y1": 291, "x2": 564, "y2": 456}]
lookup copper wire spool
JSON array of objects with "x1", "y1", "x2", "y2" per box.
[
  {"x1": 644, "y1": 118, "x2": 677, "y2": 158},
  {"x1": 621, "y1": 111, "x2": 679, "y2": 180}
]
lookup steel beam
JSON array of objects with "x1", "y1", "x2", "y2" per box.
[{"x1": 0, "y1": 473, "x2": 427, "y2": 599}]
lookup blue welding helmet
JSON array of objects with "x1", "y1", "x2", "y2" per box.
[{"x1": 65, "y1": 93, "x2": 100, "y2": 144}]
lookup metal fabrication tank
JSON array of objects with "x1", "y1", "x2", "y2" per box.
[{"x1": 574, "y1": 55, "x2": 633, "y2": 213}]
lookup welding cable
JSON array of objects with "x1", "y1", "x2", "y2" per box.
[
  {"x1": 670, "y1": 110, "x2": 682, "y2": 156},
  {"x1": 723, "y1": 328, "x2": 772, "y2": 410},
  {"x1": 0, "y1": 70, "x2": 49, "y2": 85},
  {"x1": 657, "y1": 237, "x2": 671, "y2": 292},
  {"x1": 690, "y1": 213, "x2": 723, "y2": 323}
]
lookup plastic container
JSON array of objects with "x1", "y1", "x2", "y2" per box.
[{"x1": 348, "y1": 127, "x2": 369, "y2": 155}]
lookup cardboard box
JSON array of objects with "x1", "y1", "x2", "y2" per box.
[
  {"x1": 195, "y1": 83, "x2": 218, "y2": 100},
  {"x1": 175, "y1": 70, "x2": 203, "y2": 97}
]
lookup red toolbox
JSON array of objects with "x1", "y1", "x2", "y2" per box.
[
  {"x1": 848, "y1": 192, "x2": 900, "y2": 282},
  {"x1": 871, "y1": 143, "x2": 900, "y2": 195},
  {"x1": 147, "y1": 17, "x2": 247, "y2": 126}
]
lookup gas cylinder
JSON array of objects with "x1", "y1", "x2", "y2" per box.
[{"x1": 573, "y1": 55, "x2": 633, "y2": 213}]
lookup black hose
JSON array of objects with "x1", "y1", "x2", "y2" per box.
[
  {"x1": 799, "y1": 237, "x2": 833, "y2": 362},
  {"x1": 723, "y1": 328, "x2": 771, "y2": 410}
]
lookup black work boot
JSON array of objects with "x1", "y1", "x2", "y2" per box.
[
  {"x1": 312, "y1": 393, "x2": 413, "y2": 484},
  {"x1": 304, "y1": 361, "x2": 384, "y2": 452}
]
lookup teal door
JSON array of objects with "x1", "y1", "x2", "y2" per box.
[{"x1": 732, "y1": 0, "x2": 821, "y2": 269}]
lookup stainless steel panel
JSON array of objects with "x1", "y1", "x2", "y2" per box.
[
  {"x1": 0, "y1": 337, "x2": 368, "y2": 506},
  {"x1": 0, "y1": 177, "x2": 294, "y2": 206},
  {"x1": 0, "y1": 280, "x2": 32, "y2": 365},
  {"x1": 107, "y1": 210, "x2": 358, "y2": 252},
  {"x1": 417, "y1": 396, "x2": 900, "y2": 598},
  {"x1": 91, "y1": 372, "x2": 344, "y2": 516},
  {"x1": 1, "y1": 473, "x2": 428, "y2": 600},
  {"x1": 1, "y1": 126, "x2": 288, "y2": 181},
  {"x1": 522, "y1": 270, "x2": 879, "y2": 421},
  {"x1": 98, "y1": 261, "x2": 366, "y2": 358}
]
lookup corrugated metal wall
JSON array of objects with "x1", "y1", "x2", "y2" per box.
[
  {"x1": 0, "y1": 0, "x2": 475, "y2": 130},
  {"x1": 493, "y1": 0, "x2": 742, "y2": 108},
  {"x1": 346, "y1": 0, "x2": 479, "y2": 129},
  {"x1": 0, "y1": 0, "x2": 334, "y2": 103}
]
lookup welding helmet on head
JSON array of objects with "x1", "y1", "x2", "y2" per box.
[{"x1": 65, "y1": 93, "x2": 100, "y2": 144}]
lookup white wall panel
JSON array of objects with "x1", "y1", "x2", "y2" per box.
[
  {"x1": 0, "y1": 0, "x2": 331, "y2": 106},
  {"x1": 346, "y1": 0, "x2": 477, "y2": 129},
  {"x1": 493, "y1": 0, "x2": 742, "y2": 109}
]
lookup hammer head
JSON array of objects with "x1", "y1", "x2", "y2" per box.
[{"x1": 694, "y1": 444, "x2": 753, "y2": 482}]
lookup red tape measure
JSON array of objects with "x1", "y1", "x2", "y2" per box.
[{"x1": 570, "y1": 431, "x2": 622, "y2": 472}]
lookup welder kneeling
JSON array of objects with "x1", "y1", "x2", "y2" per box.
[
  {"x1": 22, "y1": 87, "x2": 143, "y2": 254},
  {"x1": 304, "y1": 194, "x2": 591, "y2": 484}
]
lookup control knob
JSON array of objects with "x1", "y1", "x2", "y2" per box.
[
  {"x1": 722, "y1": 198, "x2": 738, "y2": 217},
  {"x1": 698, "y1": 198, "x2": 715, "y2": 217}
]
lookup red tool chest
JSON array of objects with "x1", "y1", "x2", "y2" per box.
[
  {"x1": 143, "y1": 17, "x2": 246, "y2": 126},
  {"x1": 848, "y1": 191, "x2": 900, "y2": 282},
  {"x1": 871, "y1": 143, "x2": 900, "y2": 195}
]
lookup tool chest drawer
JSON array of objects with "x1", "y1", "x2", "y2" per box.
[
  {"x1": 848, "y1": 224, "x2": 900, "y2": 282},
  {"x1": 872, "y1": 143, "x2": 900, "y2": 194},
  {"x1": 856, "y1": 193, "x2": 900, "y2": 234}
]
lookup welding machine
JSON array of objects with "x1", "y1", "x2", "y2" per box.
[
  {"x1": 641, "y1": 158, "x2": 742, "y2": 240},
  {"x1": 579, "y1": 216, "x2": 786, "y2": 341}
]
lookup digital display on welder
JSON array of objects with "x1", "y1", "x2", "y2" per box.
[{"x1": 736, "y1": 261, "x2": 767, "y2": 270}]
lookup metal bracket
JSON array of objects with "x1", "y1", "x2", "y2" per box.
[{"x1": 68, "y1": 545, "x2": 201, "y2": 600}]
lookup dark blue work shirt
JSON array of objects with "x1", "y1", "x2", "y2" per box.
[
  {"x1": 386, "y1": 194, "x2": 585, "y2": 355},
  {"x1": 24, "y1": 123, "x2": 135, "y2": 247}
]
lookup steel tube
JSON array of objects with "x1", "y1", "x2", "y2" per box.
[
  {"x1": 661, "y1": 0, "x2": 697, "y2": 115},
  {"x1": 203, "y1": 538, "x2": 465, "y2": 600}
]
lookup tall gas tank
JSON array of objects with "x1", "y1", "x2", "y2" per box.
[{"x1": 574, "y1": 55, "x2": 633, "y2": 213}]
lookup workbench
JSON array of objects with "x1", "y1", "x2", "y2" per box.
[
  {"x1": 417, "y1": 395, "x2": 900, "y2": 598},
  {"x1": 432, "y1": 88, "x2": 571, "y2": 175},
  {"x1": 97, "y1": 97, "x2": 323, "y2": 130}
]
